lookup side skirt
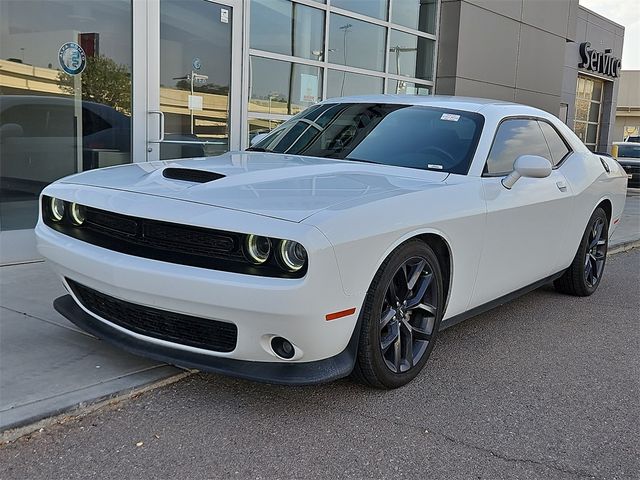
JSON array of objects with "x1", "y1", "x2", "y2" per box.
[{"x1": 439, "y1": 271, "x2": 564, "y2": 331}]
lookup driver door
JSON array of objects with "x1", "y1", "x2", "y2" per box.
[{"x1": 470, "y1": 118, "x2": 574, "y2": 308}]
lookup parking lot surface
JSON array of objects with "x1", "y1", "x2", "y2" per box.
[{"x1": 1, "y1": 250, "x2": 639, "y2": 480}]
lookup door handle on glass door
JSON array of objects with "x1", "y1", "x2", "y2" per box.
[{"x1": 148, "y1": 111, "x2": 165, "y2": 143}]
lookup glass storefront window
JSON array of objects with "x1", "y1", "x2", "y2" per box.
[
  {"x1": 0, "y1": 0, "x2": 132, "y2": 231},
  {"x1": 248, "y1": 117, "x2": 285, "y2": 144},
  {"x1": 250, "y1": 0, "x2": 325, "y2": 61},
  {"x1": 326, "y1": 70, "x2": 383, "y2": 98},
  {"x1": 573, "y1": 75, "x2": 604, "y2": 151},
  {"x1": 391, "y1": 0, "x2": 437, "y2": 34},
  {"x1": 328, "y1": 14, "x2": 386, "y2": 72},
  {"x1": 249, "y1": 56, "x2": 322, "y2": 115},
  {"x1": 388, "y1": 30, "x2": 434, "y2": 81},
  {"x1": 331, "y1": 0, "x2": 388, "y2": 20},
  {"x1": 160, "y1": 0, "x2": 233, "y2": 159},
  {"x1": 387, "y1": 80, "x2": 431, "y2": 96}
]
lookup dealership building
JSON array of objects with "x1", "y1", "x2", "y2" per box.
[{"x1": 0, "y1": 0, "x2": 625, "y2": 263}]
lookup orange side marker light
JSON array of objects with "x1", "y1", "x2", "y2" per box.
[{"x1": 325, "y1": 308, "x2": 356, "y2": 321}]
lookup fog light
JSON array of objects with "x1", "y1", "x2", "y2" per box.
[
  {"x1": 70, "y1": 203, "x2": 86, "y2": 226},
  {"x1": 271, "y1": 336, "x2": 295, "y2": 359},
  {"x1": 245, "y1": 234, "x2": 271, "y2": 264},
  {"x1": 278, "y1": 240, "x2": 307, "y2": 272},
  {"x1": 50, "y1": 197, "x2": 65, "y2": 222}
]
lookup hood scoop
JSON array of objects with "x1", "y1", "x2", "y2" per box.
[{"x1": 162, "y1": 167, "x2": 225, "y2": 183}]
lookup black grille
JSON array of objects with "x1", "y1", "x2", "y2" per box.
[
  {"x1": 41, "y1": 197, "x2": 306, "y2": 278},
  {"x1": 67, "y1": 279, "x2": 237, "y2": 352}
]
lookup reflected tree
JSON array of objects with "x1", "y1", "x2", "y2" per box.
[{"x1": 59, "y1": 55, "x2": 131, "y2": 115}]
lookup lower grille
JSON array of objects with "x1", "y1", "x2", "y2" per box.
[{"x1": 67, "y1": 279, "x2": 237, "y2": 353}]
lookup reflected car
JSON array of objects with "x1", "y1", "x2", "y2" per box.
[
  {"x1": 37, "y1": 96, "x2": 627, "y2": 388},
  {"x1": 0, "y1": 95, "x2": 131, "y2": 194},
  {"x1": 612, "y1": 141, "x2": 640, "y2": 188}
]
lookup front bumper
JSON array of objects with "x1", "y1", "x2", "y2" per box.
[
  {"x1": 36, "y1": 184, "x2": 364, "y2": 384},
  {"x1": 54, "y1": 294, "x2": 359, "y2": 385}
]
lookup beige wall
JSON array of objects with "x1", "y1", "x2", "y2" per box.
[
  {"x1": 615, "y1": 71, "x2": 640, "y2": 141},
  {"x1": 435, "y1": 0, "x2": 577, "y2": 114}
]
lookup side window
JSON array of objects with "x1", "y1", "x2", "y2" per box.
[
  {"x1": 485, "y1": 119, "x2": 552, "y2": 176},
  {"x1": 538, "y1": 120, "x2": 570, "y2": 166}
]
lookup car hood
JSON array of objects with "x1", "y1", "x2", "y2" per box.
[{"x1": 59, "y1": 152, "x2": 449, "y2": 222}]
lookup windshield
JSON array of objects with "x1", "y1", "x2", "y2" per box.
[
  {"x1": 248, "y1": 103, "x2": 484, "y2": 175},
  {"x1": 617, "y1": 144, "x2": 640, "y2": 158}
]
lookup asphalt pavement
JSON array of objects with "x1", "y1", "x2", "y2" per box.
[{"x1": 1, "y1": 249, "x2": 638, "y2": 480}]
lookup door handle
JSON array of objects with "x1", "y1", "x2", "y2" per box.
[
  {"x1": 148, "y1": 110, "x2": 165, "y2": 143},
  {"x1": 556, "y1": 181, "x2": 567, "y2": 192}
]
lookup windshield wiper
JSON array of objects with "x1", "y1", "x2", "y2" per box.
[
  {"x1": 344, "y1": 157, "x2": 380, "y2": 165},
  {"x1": 245, "y1": 147, "x2": 267, "y2": 152}
]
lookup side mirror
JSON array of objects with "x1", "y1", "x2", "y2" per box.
[
  {"x1": 250, "y1": 132, "x2": 269, "y2": 146},
  {"x1": 501, "y1": 155, "x2": 552, "y2": 189}
]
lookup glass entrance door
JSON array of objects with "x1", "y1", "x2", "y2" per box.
[{"x1": 148, "y1": 0, "x2": 241, "y2": 161}]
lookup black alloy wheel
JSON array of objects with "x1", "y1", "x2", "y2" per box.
[
  {"x1": 353, "y1": 240, "x2": 443, "y2": 389},
  {"x1": 584, "y1": 216, "x2": 607, "y2": 287},
  {"x1": 379, "y1": 257, "x2": 437, "y2": 373},
  {"x1": 555, "y1": 207, "x2": 609, "y2": 296}
]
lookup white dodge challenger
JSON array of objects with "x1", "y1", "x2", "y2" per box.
[{"x1": 37, "y1": 96, "x2": 627, "y2": 388}]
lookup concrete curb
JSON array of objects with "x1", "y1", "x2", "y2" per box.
[
  {"x1": 608, "y1": 239, "x2": 640, "y2": 255},
  {"x1": 1, "y1": 370, "x2": 194, "y2": 444}
]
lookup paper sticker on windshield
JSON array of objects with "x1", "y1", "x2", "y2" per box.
[{"x1": 440, "y1": 113, "x2": 460, "y2": 122}]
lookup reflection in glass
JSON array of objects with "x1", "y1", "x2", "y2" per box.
[
  {"x1": 388, "y1": 30, "x2": 434, "y2": 81},
  {"x1": 249, "y1": 56, "x2": 322, "y2": 115},
  {"x1": 586, "y1": 123, "x2": 598, "y2": 144},
  {"x1": 328, "y1": 14, "x2": 386, "y2": 72},
  {"x1": 574, "y1": 122, "x2": 587, "y2": 142},
  {"x1": 248, "y1": 117, "x2": 285, "y2": 144},
  {"x1": 0, "y1": 0, "x2": 131, "y2": 231},
  {"x1": 391, "y1": 0, "x2": 437, "y2": 34},
  {"x1": 574, "y1": 99, "x2": 589, "y2": 122},
  {"x1": 327, "y1": 70, "x2": 383, "y2": 98},
  {"x1": 588, "y1": 102, "x2": 600, "y2": 123},
  {"x1": 387, "y1": 80, "x2": 430, "y2": 96},
  {"x1": 331, "y1": 0, "x2": 388, "y2": 20},
  {"x1": 250, "y1": 0, "x2": 324, "y2": 61},
  {"x1": 250, "y1": 103, "x2": 484, "y2": 175},
  {"x1": 160, "y1": 0, "x2": 232, "y2": 159},
  {"x1": 486, "y1": 119, "x2": 551, "y2": 175}
]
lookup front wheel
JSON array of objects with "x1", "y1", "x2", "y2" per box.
[
  {"x1": 554, "y1": 207, "x2": 609, "y2": 296},
  {"x1": 352, "y1": 241, "x2": 444, "y2": 389}
]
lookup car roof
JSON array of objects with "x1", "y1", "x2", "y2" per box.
[
  {"x1": 317, "y1": 94, "x2": 554, "y2": 117},
  {"x1": 614, "y1": 141, "x2": 640, "y2": 146}
]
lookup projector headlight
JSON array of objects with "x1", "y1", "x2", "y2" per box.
[
  {"x1": 50, "y1": 197, "x2": 65, "y2": 222},
  {"x1": 70, "y1": 203, "x2": 86, "y2": 226},
  {"x1": 245, "y1": 234, "x2": 272, "y2": 265},
  {"x1": 278, "y1": 240, "x2": 307, "y2": 272}
]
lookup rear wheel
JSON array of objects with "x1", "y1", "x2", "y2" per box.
[
  {"x1": 352, "y1": 241, "x2": 443, "y2": 389},
  {"x1": 554, "y1": 207, "x2": 608, "y2": 296}
]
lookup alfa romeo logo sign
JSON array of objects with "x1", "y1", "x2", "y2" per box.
[{"x1": 58, "y1": 42, "x2": 86, "y2": 75}]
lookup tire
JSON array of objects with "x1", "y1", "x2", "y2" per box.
[
  {"x1": 554, "y1": 207, "x2": 609, "y2": 296},
  {"x1": 352, "y1": 240, "x2": 444, "y2": 389}
]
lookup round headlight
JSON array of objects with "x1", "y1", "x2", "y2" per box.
[
  {"x1": 50, "y1": 197, "x2": 65, "y2": 222},
  {"x1": 70, "y1": 203, "x2": 86, "y2": 226},
  {"x1": 245, "y1": 234, "x2": 271, "y2": 264},
  {"x1": 278, "y1": 240, "x2": 307, "y2": 272}
]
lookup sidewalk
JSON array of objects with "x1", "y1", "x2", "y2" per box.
[{"x1": 1, "y1": 191, "x2": 638, "y2": 435}]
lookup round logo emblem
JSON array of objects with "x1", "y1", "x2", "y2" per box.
[
  {"x1": 192, "y1": 57, "x2": 202, "y2": 70},
  {"x1": 58, "y1": 42, "x2": 86, "y2": 75}
]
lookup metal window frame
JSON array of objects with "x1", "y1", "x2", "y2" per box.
[{"x1": 241, "y1": 0, "x2": 440, "y2": 149}]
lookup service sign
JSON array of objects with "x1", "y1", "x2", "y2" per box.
[{"x1": 578, "y1": 42, "x2": 621, "y2": 78}]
